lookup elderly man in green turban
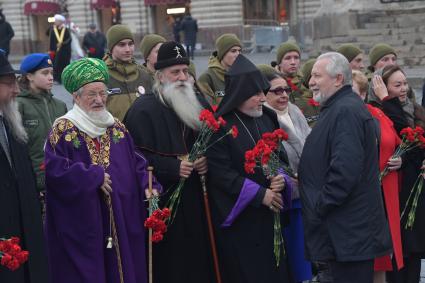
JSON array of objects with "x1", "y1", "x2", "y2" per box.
[{"x1": 44, "y1": 57, "x2": 161, "y2": 283}]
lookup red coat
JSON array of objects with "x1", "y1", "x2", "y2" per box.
[{"x1": 367, "y1": 104, "x2": 404, "y2": 271}]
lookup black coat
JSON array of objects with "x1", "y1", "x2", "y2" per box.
[
  {"x1": 377, "y1": 97, "x2": 425, "y2": 255},
  {"x1": 49, "y1": 26, "x2": 71, "y2": 83},
  {"x1": 298, "y1": 85, "x2": 392, "y2": 262},
  {"x1": 123, "y1": 94, "x2": 215, "y2": 283},
  {"x1": 0, "y1": 20, "x2": 14, "y2": 56},
  {"x1": 0, "y1": 119, "x2": 48, "y2": 282},
  {"x1": 180, "y1": 15, "x2": 198, "y2": 45},
  {"x1": 206, "y1": 108, "x2": 292, "y2": 283},
  {"x1": 82, "y1": 31, "x2": 107, "y2": 59}
]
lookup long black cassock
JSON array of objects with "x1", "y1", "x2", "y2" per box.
[
  {"x1": 124, "y1": 93, "x2": 215, "y2": 283},
  {"x1": 49, "y1": 25, "x2": 71, "y2": 83},
  {"x1": 206, "y1": 54, "x2": 294, "y2": 283},
  {"x1": 0, "y1": 117, "x2": 48, "y2": 283}
]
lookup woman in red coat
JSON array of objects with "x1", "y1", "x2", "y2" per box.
[{"x1": 352, "y1": 70, "x2": 404, "y2": 283}]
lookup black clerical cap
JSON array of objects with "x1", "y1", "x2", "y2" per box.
[
  {"x1": 0, "y1": 50, "x2": 21, "y2": 76},
  {"x1": 216, "y1": 54, "x2": 270, "y2": 116},
  {"x1": 154, "y1": 41, "x2": 190, "y2": 70}
]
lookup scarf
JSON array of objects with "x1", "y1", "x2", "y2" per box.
[
  {"x1": 264, "y1": 102, "x2": 311, "y2": 172},
  {"x1": 53, "y1": 26, "x2": 66, "y2": 51},
  {"x1": 401, "y1": 97, "x2": 415, "y2": 128},
  {"x1": 55, "y1": 104, "x2": 115, "y2": 138}
]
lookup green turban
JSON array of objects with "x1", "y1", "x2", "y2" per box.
[{"x1": 61, "y1": 58, "x2": 109, "y2": 94}]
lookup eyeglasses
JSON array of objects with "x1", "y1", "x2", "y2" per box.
[
  {"x1": 83, "y1": 91, "x2": 108, "y2": 100},
  {"x1": 0, "y1": 76, "x2": 17, "y2": 87},
  {"x1": 269, "y1": 87, "x2": 292, "y2": 95}
]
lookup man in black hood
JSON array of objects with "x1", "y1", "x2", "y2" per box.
[
  {"x1": 207, "y1": 54, "x2": 293, "y2": 283},
  {"x1": 0, "y1": 9, "x2": 15, "y2": 58}
]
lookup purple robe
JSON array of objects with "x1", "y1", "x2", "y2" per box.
[{"x1": 45, "y1": 118, "x2": 161, "y2": 283}]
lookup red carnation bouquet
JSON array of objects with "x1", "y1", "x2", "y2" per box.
[
  {"x1": 144, "y1": 203, "x2": 171, "y2": 243},
  {"x1": 380, "y1": 126, "x2": 425, "y2": 181},
  {"x1": 244, "y1": 128, "x2": 289, "y2": 266},
  {"x1": 0, "y1": 237, "x2": 29, "y2": 271},
  {"x1": 165, "y1": 109, "x2": 238, "y2": 225}
]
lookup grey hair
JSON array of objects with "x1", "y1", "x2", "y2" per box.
[
  {"x1": 152, "y1": 70, "x2": 167, "y2": 105},
  {"x1": 74, "y1": 88, "x2": 84, "y2": 96},
  {"x1": 317, "y1": 52, "x2": 352, "y2": 86}
]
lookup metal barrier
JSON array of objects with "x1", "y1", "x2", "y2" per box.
[{"x1": 252, "y1": 25, "x2": 290, "y2": 52}]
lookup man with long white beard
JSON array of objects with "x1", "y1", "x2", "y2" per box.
[
  {"x1": 0, "y1": 52, "x2": 48, "y2": 283},
  {"x1": 44, "y1": 58, "x2": 161, "y2": 283},
  {"x1": 124, "y1": 41, "x2": 214, "y2": 283}
]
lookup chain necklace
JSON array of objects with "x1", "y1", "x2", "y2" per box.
[{"x1": 234, "y1": 111, "x2": 261, "y2": 146}]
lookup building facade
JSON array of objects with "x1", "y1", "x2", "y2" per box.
[{"x1": 1, "y1": 0, "x2": 425, "y2": 67}]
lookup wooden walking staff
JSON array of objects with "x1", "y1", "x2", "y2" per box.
[
  {"x1": 147, "y1": 166, "x2": 154, "y2": 283},
  {"x1": 200, "y1": 174, "x2": 222, "y2": 283}
]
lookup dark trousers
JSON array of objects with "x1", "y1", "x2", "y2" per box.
[
  {"x1": 387, "y1": 254, "x2": 422, "y2": 283},
  {"x1": 317, "y1": 260, "x2": 374, "y2": 283},
  {"x1": 186, "y1": 43, "x2": 195, "y2": 59}
]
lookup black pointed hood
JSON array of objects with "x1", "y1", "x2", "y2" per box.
[{"x1": 216, "y1": 54, "x2": 270, "y2": 116}]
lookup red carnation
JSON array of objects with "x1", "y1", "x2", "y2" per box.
[
  {"x1": 9, "y1": 237, "x2": 20, "y2": 245},
  {"x1": 244, "y1": 161, "x2": 256, "y2": 174},
  {"x1": 6, "y1": 258, "x2": 20, "y2": 271},
  {"x1": 161, "y1": 208, "x2": 171, "y2": 219},
  {"x1": 9, "y1": 244, "x2": 21, "y2": 255},
  {"x1": 218, "y1": 117, "x2": 227, "y2": 127},
  {"x1": 230, "y1": 126, "x2": 238, "y2": 138},
  {"x1": 308, "y1": 98, "x2": 320, "y2": 107},
  {"x1": 273, "y1": 129, "x2": 288, "y2": 141},
  {"x1": 286, "y1": 78, "x2": 299, "y2": 92},
  {"x1": 15, "y1": 251, "x2": 29, "y2": 264},
  {"x1": 211, "y1": 105, "x2": 218, "y2": 112},
  {"x1": 1, "y1": 253, "x2": 12, "y2": 265},
  {"x1": 152, "y1": 232, "x2": 164, "y2": 243}
]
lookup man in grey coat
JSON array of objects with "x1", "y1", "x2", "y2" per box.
[{"x1": 298, "y1": 52, "x2": 392, "y2": 283}]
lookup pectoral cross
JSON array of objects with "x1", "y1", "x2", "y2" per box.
[{"x1": 174, "y1": 46, "x2": 182, "y2": 58}]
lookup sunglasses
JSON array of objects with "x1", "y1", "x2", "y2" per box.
[{"x1": 269, "y1": 87, "x2": 292, "y2": 95}]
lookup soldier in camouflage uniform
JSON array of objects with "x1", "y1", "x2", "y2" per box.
[
  {"x1": 139, "y1": 34, "x2": 166, "y2": 93},
  {"x1": 104, "y1": 25, "x2": 151, "y2": 121},
  {"x1": 337, "y1": 43, "x2": 365, "y2": 72},
  {"x1": 276, "y1": 42, "x2": 319, "y2": 126},
  {"x1": 198, "y1": 33, "x2": 242, "y2": 106}
]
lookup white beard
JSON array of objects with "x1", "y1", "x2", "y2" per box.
[
  {"x1": 87, "y1": 109, "x2": 112, "y2": 124},
  {"x1": 244, "y1": 108, "x2": 263, "y2": 118},
  {"x1": 0, "y1": 99, "x2": 28, "y2": 144},
  {"x1": 313, "y1": 92, "x2": 329, "y2": 104},
  {"x1": 160, "y1": 80, "x2": 203, "y2": 130}
]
